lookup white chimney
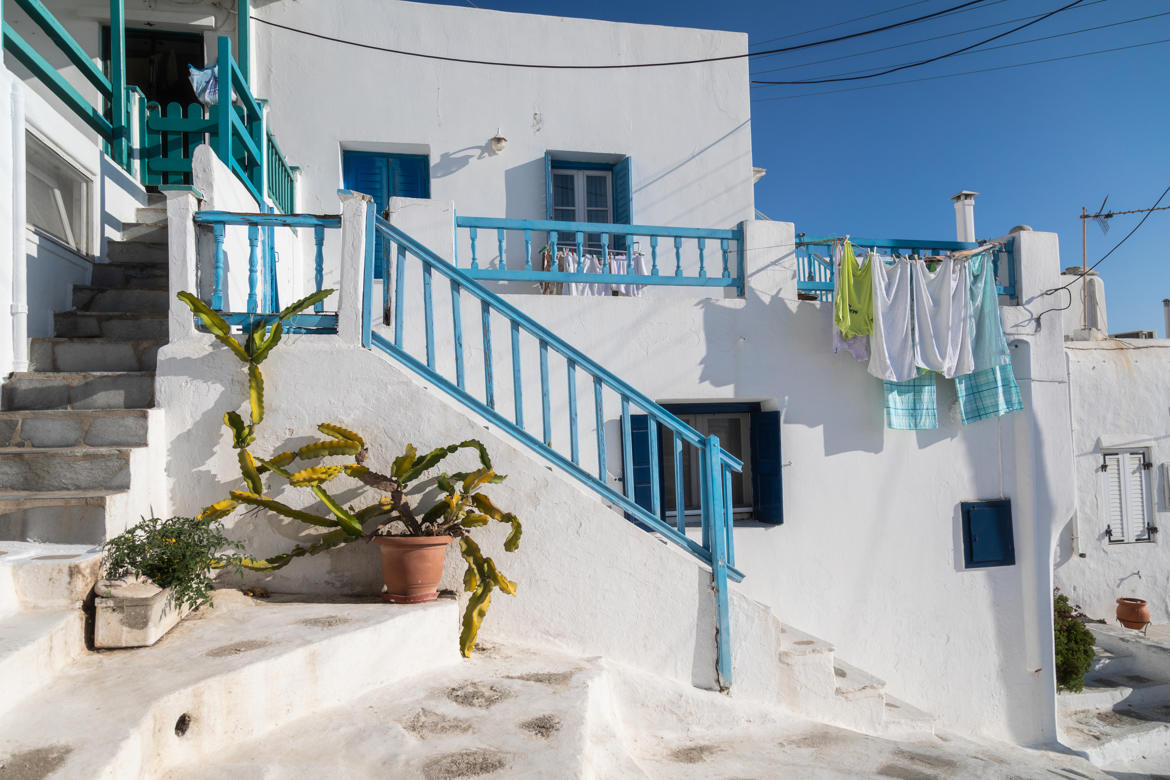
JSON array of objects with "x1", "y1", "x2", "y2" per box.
[
  {"x1": 950, "y1": 190, "x2": 978, "y2": 243},
  {"x1": 1163, "y1": 298, "x2": 1170, "y2": 339}
]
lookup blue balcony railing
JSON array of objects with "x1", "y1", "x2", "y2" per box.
[
  {"x1": 795, "y1": 235, "x2": 1017, "y2": 301},
  {"x1": 193, "y1": 210, "x2": 339, "y2": 332},
  {"x1": 453, "y1": 217, "x2": 745, "y2": 295}
]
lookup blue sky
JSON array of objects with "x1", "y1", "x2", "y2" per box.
[{"x1": 424, "y1": 0, "x2": 1169, "y2": 333}]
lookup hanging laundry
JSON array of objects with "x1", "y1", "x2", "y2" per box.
[
  {"x1": 868, "y1": 256, "x2": 916, "y2": 382},
  {"x1": 831, "y1": 241, "x2": 869, "y2": 362},
  {"x1": 610, "y1": 253, "x2": 649, "y2": 297},
  {"x1": 911, "y1": 256, "x2": 973, "y2": 378},
  {"x1": 833, "y1": 240, "x2": 873, "y2": 338},
  {"x1": 955, "y1": 252, "x2": 1023, "y2": 424},
  {"x1": 883, "y1": 372, "x2": 938, "y2": 430}
]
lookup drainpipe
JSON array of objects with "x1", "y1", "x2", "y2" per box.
[
  {"x1": 10, "y1": 77, "x2": 26, "y2": 373},
  {"x1": 950, "y1": 190, "x2": 978, "y2": 242},
  {"x1": 1163, "y1": 299, "x2": 1169, "y2": 339}
]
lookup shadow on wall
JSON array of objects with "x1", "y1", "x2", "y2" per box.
[
  {"x1": 504, "y1": 157, "x2": 546, "y2": 221},
  {"x1": 99, "y1": 154, "x2": 146, "y2": 257},
  {"x1": 432, "y1": 143, "x2": 493, "y2": 179},
  {"x1": 695, "y1": 286, "x2": 888, "y2": 456}
]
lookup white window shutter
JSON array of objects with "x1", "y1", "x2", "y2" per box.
[
  {"x1": 1103, "y1": 453, "x2": 1124, "y2": 540},
  {"x1": 1124, "y1": 451, "x2": 1149, "y2": 541}
]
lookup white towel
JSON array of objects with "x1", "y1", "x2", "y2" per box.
[
  {"x1": 868, "y1": 257, "x2": 915, "y2": 382},
  {"x1": 912, "y1": 257, "x2": 973, "y2": 378}
]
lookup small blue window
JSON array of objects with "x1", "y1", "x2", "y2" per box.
[
  {"x1": 961, "y1": 500, "x2": 1015, "y2": 569},
  {"x1": 342, "y1": 151, "x2": 430, "y2": 278}
]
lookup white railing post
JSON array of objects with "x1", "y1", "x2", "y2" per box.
[
  {"x1": 337, "y1": 190, "x2": 372, "y2": 345},
  {"x1": 10, "y1": 77, "x2": 26, "y2": 373}
]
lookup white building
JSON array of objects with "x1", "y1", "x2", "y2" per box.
[{"x1": 0, "y1": 0, "x2": 1165, "y2": 766}]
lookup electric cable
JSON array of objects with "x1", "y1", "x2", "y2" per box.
[
  {"x1": 754, "y1": 6, "x2": 1159, "y2": 82},
  {"x1": 752, "y1": 37, "x2": 1170, "y2": 102},
  {"x1": 752, "y1": 0, "x2": 1110, "y2": 76},
  {"x1": 248, "y1": 0, "x2": 994, "y2": 70},
  {"x1": 751, "y1": 0, "x2": 934, "y2": 48},
  {"x1": 751, "y1": 0, "x2": 1085, "y2": 85}
]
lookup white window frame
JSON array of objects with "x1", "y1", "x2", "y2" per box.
[
  {"x1": 550, "y1": 168, "x2": 612, "y2": 225},
  {"x1": 25, "y1": 132, "x2": 91, "y2": 255},
  {"x1": 1100, "y1": 449, "x2": 1154, "y2": 544}
]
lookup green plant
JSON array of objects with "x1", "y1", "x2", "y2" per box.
[
  {"x1": 178, "y1": 290, "x2": 522, "y2": 656},
  {"x1": 1054, "y1": 591, "x2": 1095, "y2": 692},
  {"x1": 102, "y1": 515, "x2": 245, "y2": 612}
]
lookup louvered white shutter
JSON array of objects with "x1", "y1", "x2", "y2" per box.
[
  {"x1": 1124, "y1": 451, "x2": 1150, "y2": 541},
  {"x1": 1103, "y1": 453, "x2": 1124, "y2": 541}
]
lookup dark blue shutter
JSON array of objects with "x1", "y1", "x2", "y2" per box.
[
  {"x1": 961, "y1": 500, "x2": 1015, "y2": 568},
  {"x1": 388, "y1": 155, "x2": 430, "y2": 199},
  {"x1": 342, "y1": 153, "x2": 389, "y2": 278},
  {"x1": 622, "y1": 414, "x2": 656, "y2": 530},
  {"x1": 612, "y1": 156, "x2": 633, "y2": 251},
  {"x1": 750, "y1": 410, "x2": 783, "y2": 524},
  {"x1": 544, "y1": 151, "x2": 554, "y2": 220}
]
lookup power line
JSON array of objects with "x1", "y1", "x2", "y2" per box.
[
  {"x1": 752, "y1": 0, "x2": 1110, "y2": 77},
  {"x1": 754, "y1": 9, "x2": 1170, "y2": 84},
  {"x1": 751, "y1": 0, "x2": 1085, "y2": 85},
  {"x1": 1082, "y1": 203, "x2": 1170, "y2": 219},
  {"x1": 1064, "y1": 185, "x2": 1170, "y2": 286},
  {"x1": 248, "y1": 0, "x2": 995, "y2": 70},
  {"x1": 751, "y1": 0, "x2": 933, "y2": 48},
  {"x1": 752, "y1": 37, "x2": 1170, "y2": 102}
]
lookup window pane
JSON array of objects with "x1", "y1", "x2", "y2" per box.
[
  {"x1": 585, "y1": 175, "x2": 609, "y2": 210},
  {"x1": 26, "y1": 134, "x2": 89, "y2": 253},
  {"x1": 553, "y1": 174, "x2": 576, "y2": 210},
  {"x1": 586, "y1": 209, "x2": 609, "y2": 224},
  {"x1": 552, "y1": 207, "x2": 576, "y2": 222},
  {"x1": 706, "y1": 416, "x2": 747, "y2": 507}
]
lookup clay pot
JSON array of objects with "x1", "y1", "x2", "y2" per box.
[
  {"x1": 373, "y1": 536, "x2": 452, "y2": 604},
  {"x1": 1116, "y1": 597, "x2": 1151, "y2": 630}
]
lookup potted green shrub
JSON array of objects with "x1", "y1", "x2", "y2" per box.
[{"x1": 95, "y1": 515, "x2": 244, "y2": 647}]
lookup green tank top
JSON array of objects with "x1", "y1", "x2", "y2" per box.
[{"x1": 833, "y1": 240, "x2": 874, "y2": 339}]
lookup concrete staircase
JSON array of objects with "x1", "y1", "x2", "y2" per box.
[
  {"x1": 1059, "y1": 623, "x2": 1170, "y2": 770},
  {"x1": 777, "y1": 623, "x2": 935, "y2": 740},
  {"x1": 0, "y1": 199, "x2": 169, "y2": 545}
]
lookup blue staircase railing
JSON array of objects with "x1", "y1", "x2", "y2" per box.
[{"x1": 368, "y1": 214, "x2": 743, "y2": 689}]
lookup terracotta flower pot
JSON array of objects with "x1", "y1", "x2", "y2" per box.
[
  {"x1": 1116, "y1": 597, "x2": 1151, "y2": 630},
  {"x1": 373, "y1": 536, "x2": 452, "y2": 604}
]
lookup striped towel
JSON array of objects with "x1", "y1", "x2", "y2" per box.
[
  {"x1": 883, "y1": 373, "x2": 938, "y2": 430},
  {"x1": 955, "y1": 363, "x2": 1023, "y2": 425}
]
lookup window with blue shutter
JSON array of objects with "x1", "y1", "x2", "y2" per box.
[
  {"x1": 544, "y1": 154, "x2": 632, "y2": 250},
  {"x1": 342, "y1": 151, "x2": 430, "y2": 278},
  {"x1": 625, "y1": 403, "x2": 782, "y2": 526},
  {"x1": 961, "y1": 500, "x2": 1015, "y2": 568}
]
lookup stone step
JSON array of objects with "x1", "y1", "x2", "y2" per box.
[
  {"x1": 90, "y1": 262, "x2": 169, "y2": 290},
  {"x1": 779, "y1": 623, "x2": 835, "y2": 662},
  {"x1": 71, "y1": 285, "x2": 168, "y2": 314},
  {"x1": 30, "y1": 338, "x2": 164, "y2": 373},
  {"x1": 117, "y1": 220, "x2": 168, "y2": 244},
  {"x1": 54, "y1": 311, "x2": 168, "y2": 340},
  {"x1": 0, "y1": 609, "x2": 86, "y2": 720},
  {"x1": 0, "y1": 595, "x2": 459, "y2": 779},
  {"x1": 106, "y1": 240, "x2": 167, "y2": 265},
  {"x1": 0, "y1": 409, "x2": 150, "y2": 448},
  {"x1": 1090, "y1": 644, "x2": 1137, "y2": 676},
  {"x1": 1062, "y1": 704, "x2": 1170, "y2": 767},
  {"x1": 1059, "y1": 664, "x2": 1170, "y2": 715},
  {"x1": 0, "y1": 447, "x2": 131, "y2": 491},
  {"x1": 136, "y1": 203, "x2": 167, "y2": 225},
  {"x1": 0, "y1": 489, "x2": 131, "y2": 546},
  {"x1": 880, "y1": 694, "x2": 936, "y2": 740},
  {"x1": 834, "y1": 658, "x2": 885, "y2": 700},
  {"x1": 0, "y1": 542, "x2": 103, "y2": 610},
  {"x1": 2, "y1": 371, "x2": 155, "y2": 411}
]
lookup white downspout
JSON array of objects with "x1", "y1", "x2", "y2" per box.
[{"x1": 10, "y1": 78, "x2": 26, "y2": 373}]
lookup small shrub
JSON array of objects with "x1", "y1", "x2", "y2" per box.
[
  {"x1": 1054, "y1": 591, "x2": 1095, "y2": 692},
  {"x1": 102, "y1": 516, "x2": 245, "y2": 612}
]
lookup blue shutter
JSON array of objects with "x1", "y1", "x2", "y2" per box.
[
  {"x1": 961, "y1": 500, "x2": 1015, "y2": 568},
  {"x1": 544, "y1": 151, "x2": 554, "y2": 220},
  {"x1": 342, "y1": 153, "x2": 389, "y2": 215},
  {"x1": 750, "y1": 410, "x2": 783, "y2": 524},
  {"x1": 612, "y1": 156, "x2": 633, "y2": 251},
  {"x1": 622, "y1": 414, "x2": 656, "y2": 530},
  {"x1": 388, "y1": 154, "x2": 430, "y2": 199}
]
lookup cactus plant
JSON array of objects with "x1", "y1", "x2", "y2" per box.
[{"x1": 178, "y1": 289, "x2": 521, "y2": 655}]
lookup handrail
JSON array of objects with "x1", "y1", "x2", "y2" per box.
[
  {"x1": 11, "y1": 0, "x2": 111, "y2": 95},
  {"x1": 454, "y1": 216, "x2": 745, "y2": 295},
  {"x1": 370, "y1": 214, "x2": 741, "y2": 688}
]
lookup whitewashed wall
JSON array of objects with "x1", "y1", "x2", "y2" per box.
[
  {"x1": 252, "y1": 0, "x2": 754, "y2": 297},
  {"x1": 1055, "y1": 340, "x2": 1170, "y2": 623}
]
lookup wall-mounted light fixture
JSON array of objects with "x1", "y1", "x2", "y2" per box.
[{"x1": 490, "y1": 129, "x2": 508, "y2": 154}]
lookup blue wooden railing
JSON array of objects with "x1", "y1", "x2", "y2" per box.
[
  {"x1": 193, "y1": 210, "x2": 339, "y2": 331},
  {"x1": 370, "y1": 213, "x2": 742, "y2": 688},
  {"x1": 266, "y1": 134, "x2": 296, "y2": 214},
  {"x1": 455, "y1": 217, "x2": 745, "y2": 295},
  {"x1": 796, "y1": 235, "x2": 1017, "y2": 301},
  {"x1": 2, "y1": 0, "x2": 128, "y2": 166}
]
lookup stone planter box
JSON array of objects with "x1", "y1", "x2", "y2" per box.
[{"x1": 94, "y1": 577, "x2": 189, "y2": 648}]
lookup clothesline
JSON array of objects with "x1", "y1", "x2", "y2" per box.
[{"x1": 797, "y1": 235, "x2": 1010, "y2": 259}]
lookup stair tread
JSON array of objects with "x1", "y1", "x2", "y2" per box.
[
  {"x1": 9, "y1": 371, "x2": 155, "y2": 378},
  {"x1": 57, "y1": 311, "x2": 166, "y2": 318},
  {"x1": 0, "y1": 488, "x2": 127, "y2": 500},
  {"x1": 779, "y1": 624, "x2": 835, "y2": 657},
  {"x1": 30, "y1": 337, "x2": 166, "y2": 345},
  {"x1": 1062, "y1": 702, "x2": 1170, "y2": 747},
  {"x1": 73, "y1": 285, "x2": 169, "y2": 293},
  {"x1": 0, "y1": 409, "x2": 150, "y2": 417},
  {"x1": 0, "y1": 608, "x2": 79, "y2": 651},
  {"x1": 882, "y1": 694, "x2": 936, "y2": 723},
  {"x1": 833, "y1": 658, "x2": 885, "y2": 696},
  {"x1": 0, "y1": 446, "x2": 131, "y2": 455}
]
